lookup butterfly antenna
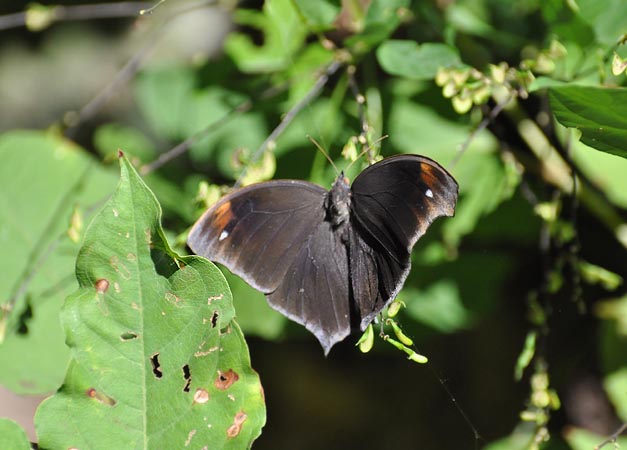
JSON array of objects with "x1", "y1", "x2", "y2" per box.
[
  {"x1": 307, "y1": 135, "x2": 339, "y2": 174},
  {"x1": 345, "y1": 134, "x2": 389, "y2": 172}
]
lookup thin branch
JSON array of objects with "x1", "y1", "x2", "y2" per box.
[
  {"x1": 449, "y1": 95, "x2": 512, "y2": 170},
  {"x1": 140, "y1": 84, "x2": 286, "y2": 174},
  {"x1": 63, "y1": 0, "x2": 218, "y2": 136},
  {"x1": 141, "y1": 100, "x2": 252, "y2": 175},
  {"x1": 64, "y1": 40, "x2": 157, "y2": 137},
  {"x1": 234, "y1": 59, "x2": 343, "y2": 188},
  {"x1": 595, "y1": 422, "x2": 627, "y2": 449},
  {"x1": 0, "y1": 2, "x2": 152, "y2": 32}
]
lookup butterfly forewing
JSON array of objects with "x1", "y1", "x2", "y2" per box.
[
  {"x1": 349, "y1": 155, "x2": 458, "y2": 327},
  {"x1": 350, "y1": 155, "x2": 458, "y2": 255},
  {"x1": 188, "y1": 180, "x2": 327, "y2": 293}
]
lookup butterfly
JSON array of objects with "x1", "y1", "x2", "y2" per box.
[{"x1": 188, "y1": 154, "x2": 458, "y2": 354}]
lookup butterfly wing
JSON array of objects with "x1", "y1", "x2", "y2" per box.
[
  {"x1": 268, "y1": 221, "x2": 350, "y2": 355},
  {"x1": 188, "y1": 180, "x2": 328, "y2": 293},
  {"x1": 349, "y1": 154, "x2": 459, "y2": 327},
  {"x1": 188, "y1": 180, "x2": 352, "y2": 353}
]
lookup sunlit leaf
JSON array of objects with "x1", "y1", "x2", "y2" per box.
[
  {"x1": 35, "y1": 154, "x2": 265, "y2": 449},
  {"x1": 549, "y1": 86, "x2": 627, "y2": 159}
]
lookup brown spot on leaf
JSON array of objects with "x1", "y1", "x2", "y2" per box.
[
  {"x1": 85, "y1": 387, "x2": 116, "y2": 406},
  {"x1": 165, "y1": 292, "x2": 183, "y2": 307},
  {"x1": 184, "y1": 429, "x2": 196, "y2": 447},
  {"x1": 226, "y1": 410, "x2": 248, "y2": 438},
  {"x1": 193, "y1": 388, "x2": 209, "y2": 404},
  {"x1": 214, "y1": 369, "x2": 239, "y2": 390},
  {"x1": 194, "y1": 346, "x2": 219, "y2": 357},
  {"x1": 207, "y1": 293, "x2": 224, "y2": 305},
  {"x1": 95, "y1": 278, "x2": 109, "y2": 293},
  {"x1": 109, "y1": 256, "x2": 131, "y2": 280}
]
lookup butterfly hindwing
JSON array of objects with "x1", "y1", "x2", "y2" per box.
[{"x1": 268, "y1": 221, "x2": 350, "y2": 355}]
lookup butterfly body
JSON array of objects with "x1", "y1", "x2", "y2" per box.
[{"x1": 188, "y1": 155, "x2": 458, "y2": 354}]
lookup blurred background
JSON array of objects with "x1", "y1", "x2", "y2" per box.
[{"x1": 1, "y1": 0, "x2": 627, "y2": 449}]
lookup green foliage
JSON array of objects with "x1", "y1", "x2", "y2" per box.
[
  {"x1": 377, "y1": 40, "x2": 461, "y2": 80},
  {"x1": 35, "y1": 154, "x2": 265, "y2": 449},
  {"x1": 0, "y1": 419, "x2": 30, "y2": 450},
  {"x1": 1, "y1": 0, "x2": 627, "y2": 448},
  {"x1": 0, "y1": 131, "x2": 117, "y2": 394},
  {"x1": 550, "y1": 86, "x2": 627, "y2": 159}
]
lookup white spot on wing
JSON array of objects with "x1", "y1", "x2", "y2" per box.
[
  {"x1": 425, "y1": 189, "x2": 434, "y2": 198},
  {"x1": 219, "y1": 230, "x2": 229, "y2": 241}
]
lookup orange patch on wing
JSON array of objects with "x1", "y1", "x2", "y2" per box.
[{"x1": 213, "y1": 200, "x2": 233, "y2": 231}]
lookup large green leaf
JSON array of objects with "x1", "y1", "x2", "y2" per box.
[
  {"x1": 549, "y1": 86, "x2": 627, "y2": 159},
  {"x1": 0, "y1": 130, "x2": 117, "y2": 394},
  {"x1": 35, "y1": 154, "x2": 265, "y2": 449},
  {"x1": 377, "y1": 40, "x2": 460, "y2": 80}
]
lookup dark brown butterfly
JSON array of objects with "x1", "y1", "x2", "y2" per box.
[{"x1": 188, "y1": 154, "x2": 458, "y2": 354}]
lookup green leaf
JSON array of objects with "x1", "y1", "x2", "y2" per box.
[
  {"x1": 571, "y1": 138, "x2": 627, "y2": 208},
  {"x1": 575, "y1": 0, "x2": 627, "y2": 45},
  {"x1": 0, "y1": 130, "x2": 117, "y2": 394},
  {"x1": 377, "y1": 40, "x2": 461, "y2": 80},
  {"x1": 292, "y1": 0, "x2": 340, "y2": 29},
  {"x1": 35, "y1": 154, "x2": 265, "y2": 449},
  {"x1": 0, "y1": 419, "x2": 31, "y2": 450},
  {"x1": 225, "y1": 0, "x2": 306, "y2": 73},
  {"x1": 403, "y1": 279, "x2": 473, "y2": 332},
  {"x1": 604, "y1": 367, "x2": 627, "y2": 421},
  {"x1": 564, "y1": 426, "x2": 627, "y2": 450},
  {"x1": 134, "y1": 67, "x2": 196, "y2": 140},
  {"x1": 549, "y1": 86, "x2": 627, "y2": 159},
  {"x1": 345, "y1": 0, "x2": 410, "y2": 50}
]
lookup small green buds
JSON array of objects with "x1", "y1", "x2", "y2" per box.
[{"x1": 356, "y1": 324, "x2": 374, "y2": 353}]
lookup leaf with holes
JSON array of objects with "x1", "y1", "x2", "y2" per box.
[{"x1": 34, "y1": 153, "x2": 266, "y2": 449}]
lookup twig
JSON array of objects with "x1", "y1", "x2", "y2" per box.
[
  {"x1": 140, "y1": 83, "x2": 286, "y2": 174},
  {"x1": 64, "y1": 40, "x2": 157, "y2": 137},
  {"x1": 234, "y1": 59, "x2": 343, "y2": 188},
  {"x1": 449, "y1": 95, "x2": 513, "y2": 170},
  {"x1": 141, "y1": 100, "x2": 252, "y2": 175},
  {"x1": 595, "y1": 422, "x2": 627, "y2": 449},
  {"x1": 63, "y1": 0, "x2": 218, "y2": 136},
  {"x1": 0, "y1": 2, "x2": 152, "y2": 31}
]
